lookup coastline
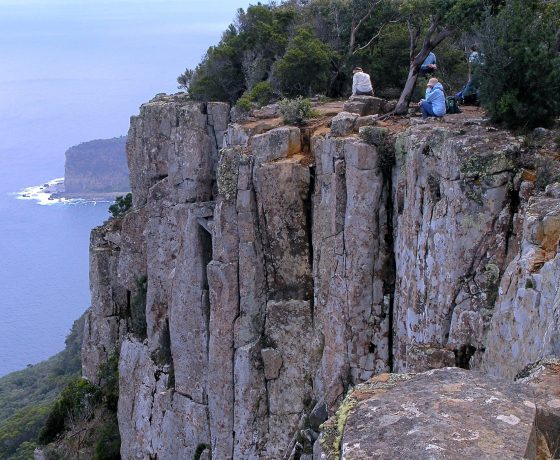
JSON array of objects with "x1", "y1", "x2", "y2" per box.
[{"x1": 14, "y1": 177, "x2": 129, "y2": 205}]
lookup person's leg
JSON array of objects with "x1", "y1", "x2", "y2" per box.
[{"x1": 420, "y1": 101, "x2": 436, "y2": 118}]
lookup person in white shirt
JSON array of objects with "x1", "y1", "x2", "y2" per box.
[{"x1": 352, "y1": 67, "x2": 373, "y2": 96}]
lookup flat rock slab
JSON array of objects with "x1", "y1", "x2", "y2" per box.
[{"x1": 320, "y1": 367, "x2": 538, "y2": 460}]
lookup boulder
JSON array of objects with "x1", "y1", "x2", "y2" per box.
[
  {"x1": 343, "y1": 96, "x2": 384, "y2": 116},
  {"x1": 317, "y1": 367, "x2": 540, "y2": 460},
  {"x1": 330, "y1": 112, "x2": 358, "y2": 137}
]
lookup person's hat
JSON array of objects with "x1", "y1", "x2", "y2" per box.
[
  {"x1": 353, "y1": 67, "x2": 362, "y2": 73},
  {"x1": 428, "y1": 77, "x2": 439, "y2": 87}
]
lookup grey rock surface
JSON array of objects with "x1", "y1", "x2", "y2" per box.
[
  {"x1": 317, "y1": 368, "x2": 540, "y2": 460},
  {"x1": 392, "y1": 126, "x2": 519, "y2": 371}
]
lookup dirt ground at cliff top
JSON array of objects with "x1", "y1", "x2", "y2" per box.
[{"x1": 310, "y1": 100, "x2": 486, "y2": 131}]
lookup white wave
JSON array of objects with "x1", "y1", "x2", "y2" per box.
[{"x1": 12, "y1": 178, "x2": 111, "y2": 206}]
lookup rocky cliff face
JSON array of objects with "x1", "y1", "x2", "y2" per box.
[{"x1": 81, "y1": 94, "x2": 560, "y2": 459}]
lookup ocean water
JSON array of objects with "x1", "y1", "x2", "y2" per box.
[{"x1": 0, "y1": 0, "x2": 251, "y2": 376}]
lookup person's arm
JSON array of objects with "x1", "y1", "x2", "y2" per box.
[
  {"x1": 352, "y1": 75, "x2": 357, "y2": 95},
  {"x1": 425, "y1": 88, "x2": 440, "y2": 103}
]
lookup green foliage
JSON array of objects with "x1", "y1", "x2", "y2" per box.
[
  {"x1": 235, "y1": 81, "x2": 275, "y2": 111},
  {"x1": 235, "y1": 95, "x2": 253, "y2": 112},
  {"x1": 194, "y1": 443, "x2": 211, "y2": 460},
  {"x1": 97, "y1": 352, "x2": 119, "y2": 413},
  {"x1": 93, "y1": 414, "x2": 120, "y2": 460},
  {"x1": 0, "y1": 315, "x2": 85, "y2": 457},
  {"x1": 177, "y1": 68, "x2": 194, "y2": 90},
  {"x1": 278, "y1": 97, "x2": 320, "y2": 125},
  {"x1": 39, "y1": 378, "x2": 100, "y2": 445},
  {"x1": 478, "y1": 0, "x2": 560, "y2": 128},
  {"x1": 0, "y1": 405, "x2": 50, "y2": 459},
  {"x1": 131, "y1": 275, "x2": 148, "y2": 340},
  {"x1": 188, "y1": 4, "x2": 296, "y2": 102},
  {"x1": 274, "y1": 28, "x2": 334, "y2": 96},
  {"x1": 109, "y1": 193, "x2": 132, "y2": 219}
]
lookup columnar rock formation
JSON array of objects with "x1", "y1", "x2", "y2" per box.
[{"x1": 81, "y1": 94, "x2": 560, "y2": 459}]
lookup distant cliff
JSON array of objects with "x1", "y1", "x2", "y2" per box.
[{"x1": 62, "y1": 136, "x2": 130, "y2": 198}]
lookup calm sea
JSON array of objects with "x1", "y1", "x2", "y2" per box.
[{"x1": 0, "y1": 0, "x2": 250, "y2": 376}]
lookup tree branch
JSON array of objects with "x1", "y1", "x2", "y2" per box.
[{"x1": 353, "y1": 20, "x2": 399, "y2": 53}]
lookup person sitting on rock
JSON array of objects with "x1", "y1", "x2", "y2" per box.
[
  {"x1": 420, "y1": 52, "x2": 437, "y2": 75},
  {"x1": 351, "y1": 67, "x2": 374, "y2": 96},
  {"x1": 419, "y1": 77, "x2": 446, "y2": 119}
]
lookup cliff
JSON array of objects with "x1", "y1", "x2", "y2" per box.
[
  {"x1": 81, "y1": 94, "x2": 560, "y2": 459},
  {"x1": 61, "y1": 136, "x2": 129, "y2": 198}
]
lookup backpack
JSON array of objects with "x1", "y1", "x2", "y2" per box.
[{"x1": 445, "y1": 96, "x2": 461, "y2": 114}]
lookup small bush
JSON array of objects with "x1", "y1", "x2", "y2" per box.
[
  {"x1": 39, "y1": 378, "x2": 100, "y2": 445},
  {"x1": 249, "y1": 81, "x2": 275, "y2": 106},
  {"x1": 235, "y1": 95, "x2": 253, "y2": 112},
  {"x1": 108, "y1": 193, "x2": 132, "y2": 218},
  {"x1": 235, "y1": 81, "x2": 275, "y2": 112},
  {"x1": 97, "y1": 352, "x2": 119, "y2": 413},
  {"x1": 94, "y1": 415, "x2": 120, "y2": 460},
  {"x1": 278, "y1": 96, "x2": 319, "y2": 125}
]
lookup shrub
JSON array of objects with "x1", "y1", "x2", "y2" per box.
[
  {"x1": 235, "y1": 81, "x2": 275, "y2": 111},
  {"x1": 235, "y1": 95, "x2": 253, "y2": 112},
  {"x1": 94, "y1": 415, "x2": 120, "y2": 460},
  {"x1": 249, "y1": 81, "x2": 275, "y2": 106},
  {"x1": 478, "y1": 0, "x2": 560, "y2": 128},
  {"x1": 108, "y1": 193, "x2": 132, "y2": 218},
  {"x1": 278, "y1": 96, "x2": 320, "y2": 125},
  {"x1": 97, "y1": 352, "x2": 119, "y2": 413},
  {"x1": 38, "y1": 378, "x2": 100, "y2": 445}
]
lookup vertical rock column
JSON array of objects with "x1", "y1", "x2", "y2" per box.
[
  {"x1": 391, "y1": 125, "x2": 518, "y2": 372},
  {"x1": 115, "y1": 98, "x2": 229, "y2": 459},
  {"x1": 312, "y1": 133, "x2": 392, "y2": 410},
  {"x1": 82, "y1": 220, "x2": 128, "y2": 381},
  {"x1": 482, "y1": 186, "x2": 560, "y2": 379}
]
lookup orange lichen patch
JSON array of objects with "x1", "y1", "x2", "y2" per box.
[
  {"x1": 529, "y1": 214, "x2": 560, "y2": 272},
  {"x1": 239, "y1": 117, "x2": 283, "y2": 132},
  {"x1": 528, "y1": 249, "x2": 547, "y2": 273},
  {"x1": 522, "y1": 169, "x2": 537, "y2": 182},
  {"x1": 369, "y1": 373, "x2": 391, "y2": 383}
]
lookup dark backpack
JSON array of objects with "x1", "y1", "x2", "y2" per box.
[{"x1": 446, "y1": 96, "x2": 461, "y2": 114}]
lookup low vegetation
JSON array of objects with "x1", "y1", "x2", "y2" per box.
[
  {"x1": 0, "y1": 315, "x2": 84, "y2": 459},
  {"x1": 278, "y1": 97, "x2": 320, "y2": 125}
]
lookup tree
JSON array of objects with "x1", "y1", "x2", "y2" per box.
[
  {"x1": 274, "y1": 27, "x2": 334, "y2": 96},
  {"x1": 477, "y1": 0, "x2": 560, "y2": 128},
  {"x1": 108, "y1": 193, "x2": 132, "y2": 219},
  {"x1": 177, "y1": 68, "x2": 194, "y2": 90},
  {"x1": 394, "y1": 0, "x2": 485, "y2": 114}
]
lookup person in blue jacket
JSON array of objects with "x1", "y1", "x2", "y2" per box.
[
  {"x1": 420, "y1": 52, "x2": 437, "y2": 75},
  {"x1": 419, "y1": 77, "x2": 446, "y2": 118}
]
